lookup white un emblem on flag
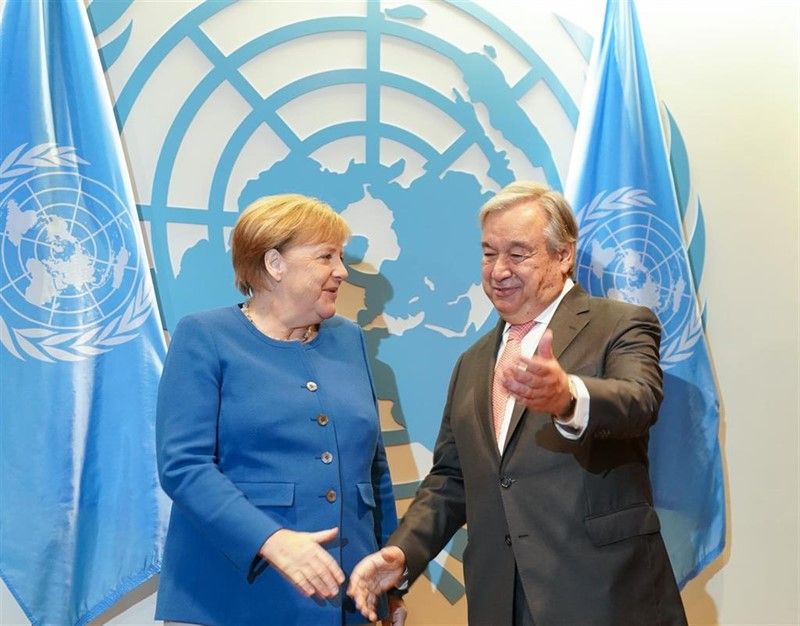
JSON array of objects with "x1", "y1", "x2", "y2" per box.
[
  {"x1": 0, "y1": 143, "x2": 154, "y2": 362},
  {"x1": 575, "y1": 187, "x2": 703, "y2": 368}
]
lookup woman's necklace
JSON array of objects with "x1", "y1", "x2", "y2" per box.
[{"x1": 241, "y1": 301, "x2": 315, "y2": 343}]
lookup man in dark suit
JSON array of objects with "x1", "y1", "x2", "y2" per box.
[{"x1": 348, "y1": 182, "x2": 687, "y2": 625}]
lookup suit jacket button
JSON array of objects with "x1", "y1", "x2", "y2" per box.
[
  {"x1": 325, "y1": 489, "x2": 337, "y2": 503},
  {"x1": 500, "y1": 476, "x2": 512, "y2": 488},
  {"x1": 504, "y1": 534, "x2": 512, "y2": 546},
  {"x1": 321, "y1": 451, "x2": 333, "y2": 464},
  {"x1": 306, "y1": 381, "x2": 318, "y2": 392},
  {"x1": 317, "y1": 414, "x2": 329, "y2": 426}
]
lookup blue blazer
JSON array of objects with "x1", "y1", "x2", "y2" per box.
[{"x1": 155, "y1": 308, "x2": 397, "y2": 625}]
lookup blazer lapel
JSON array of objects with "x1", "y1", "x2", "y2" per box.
[
  {"x1": 546, "y1": 284, "x2": 592, "y2": 359},
  {"x1": 473, "y1": 317, "x2": 506, "y2": 463},
  {"x1": 502, "y1": 284, "x2": 591, "y2": 451}
]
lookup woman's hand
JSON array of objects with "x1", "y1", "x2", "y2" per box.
[{"x1": 259, "y1": 527, "x2": 345, "y2": 598}]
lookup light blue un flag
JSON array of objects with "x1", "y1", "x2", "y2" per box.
[
  {"x1": 564, "y1": 0, "x2": 725, "y2": 588},
  {"x1": 0, "y1": 1, "x2": 168, "y2": 623}
]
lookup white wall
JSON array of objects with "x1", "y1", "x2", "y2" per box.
[
  {"x1": 1, "y1": 2, "x2": 797, "y2": 624},
  {"x1": 635, "y1": 2, "x2": 800, "y2": 624}
]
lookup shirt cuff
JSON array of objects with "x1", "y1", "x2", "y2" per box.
[
  {"x1": 390, "y1": 567, "x2": 410, "y2": 596},
  {"x1": 553, "y1": 375, "x2": 589, "y2": 440}
]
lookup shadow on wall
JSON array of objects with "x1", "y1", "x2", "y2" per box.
[{"x1": 90, "y1": 577, "x2": 158, "y2": 625}]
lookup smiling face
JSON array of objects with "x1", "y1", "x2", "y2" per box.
[
  {"x1": 273, "y1": 240, "x2": 348, "y2": 328},
  {"x1": 480, "y1": 201, "x2": 573, "y2": 324}
]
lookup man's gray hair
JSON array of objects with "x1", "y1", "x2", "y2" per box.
[{"x1": 479, "y1": 181, "x2": 578, "y2": 271}]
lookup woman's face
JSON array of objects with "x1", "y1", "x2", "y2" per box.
[{"x1": 275, "y1": 240, "x2": 348, "y2": 327}]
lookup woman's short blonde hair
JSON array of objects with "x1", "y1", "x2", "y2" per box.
[{"x1": 231, "y1": 194, "x2": 350, "y2": 295}]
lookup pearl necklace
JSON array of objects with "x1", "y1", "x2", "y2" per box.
[{"x1": 241, "y1": 301, "x2": 316, "y2": 343}]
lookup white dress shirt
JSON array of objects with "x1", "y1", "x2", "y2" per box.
[{"x1": 494, "y1": 278, "x2": 590, "y2": 453}]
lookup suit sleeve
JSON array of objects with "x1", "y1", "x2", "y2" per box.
[
  {"x1": 579, "y1": 305, "x2": 664, "y2": 440},
  {"x1": 387, "y1": 355, "x2": 468, "y2": 584},
  {"x1": 156, "y1": 316, "x2": 281, "y2": 580}
]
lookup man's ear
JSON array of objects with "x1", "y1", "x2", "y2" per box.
[
  {"x1": 264, "y1": 248, "x2": 284, "y2": 282},
  {"x1": 559, "y1": 242, "x2": 575, "y2": 274}
]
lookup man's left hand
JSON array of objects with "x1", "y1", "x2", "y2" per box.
[{"x1": 502, "y1": 329, "x2": 572, "y2": 415}]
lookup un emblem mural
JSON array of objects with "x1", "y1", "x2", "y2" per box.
[{"x1": 96, "y1": 0, "x2": 591, "y2": 603}]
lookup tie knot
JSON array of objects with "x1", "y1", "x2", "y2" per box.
[{"x1": 508, "y1": 320, "x2": 534, "y2": 341}]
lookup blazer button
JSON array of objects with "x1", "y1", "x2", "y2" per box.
[
  {"x1": 504, "y1": 534, "x2": 512, "y2": 546},
  {"x1": 321, "y1": 451, "x2": 333, "y2": 464},
  {"x1": 500, "y1": 476, "x2": 512, "y2": 489},
  {"x1": 306, "y1": 381, "x2": 318, "y2": 392},
  {"x1": 317, "y1": 414, "x2": 329, "y2": 426},
  {"x1": 325, "y1": 489, "x2": 337, "y2": 503}
]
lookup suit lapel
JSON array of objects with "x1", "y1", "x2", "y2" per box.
[
  {"x1": 502, "y1": 284, "x2": 591, "y2": 452},
  {"x1": 545, "y1": 284, "x2": 592, "y2": 359},
  {"x1": 473, "y1": 317, "x2": 505, "y2": 463}
]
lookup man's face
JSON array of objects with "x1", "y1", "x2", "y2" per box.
[{"x1": 480, "y1": 202, "x2": 573, "y2": 324}]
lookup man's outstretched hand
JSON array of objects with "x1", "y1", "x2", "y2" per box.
[{"x1": 347, "y1": 546, "x2": 407, "y2": 622}]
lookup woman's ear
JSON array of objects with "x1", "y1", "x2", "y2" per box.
[{"x1": 264, "y1": 248, "x2": 284, "y2": 282}]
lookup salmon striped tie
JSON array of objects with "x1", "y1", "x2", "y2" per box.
[{"x1": 492, "y1": 321, "x2": 535, "y2": 441}]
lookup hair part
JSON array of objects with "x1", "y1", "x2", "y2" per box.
[
  {"x1": 231, "y1": 194, "x2": 350, "y2": 295},
  {"x1": 478, "y1": 181, "x2": 578, "y2": 273}
]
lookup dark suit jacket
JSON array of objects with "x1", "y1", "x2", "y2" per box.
[{"x1": 389, "y1": 285, "x2": 687, "y2": 626}]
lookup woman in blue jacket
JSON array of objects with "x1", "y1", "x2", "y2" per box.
[{"x1": 155, "y1": 194, "x2": 403, "y2": 625}]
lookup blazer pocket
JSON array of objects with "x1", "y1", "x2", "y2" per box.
[
  {"x1": 236, "y1": 481, "x2": 295, "y2": 507},
  {"x1": 356, "y1": 482, "x2": 376, "y2": 507},
  {"x1": 584, "y1": 503, "x2": 660, "y2": 547}
]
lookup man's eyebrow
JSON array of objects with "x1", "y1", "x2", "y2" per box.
[
  {"x1": 508, "y1": 239, "x2": 535, "y2": 248},
  {"x1": 481, "y1": 240, "x2": 534, "y2": 249}
]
